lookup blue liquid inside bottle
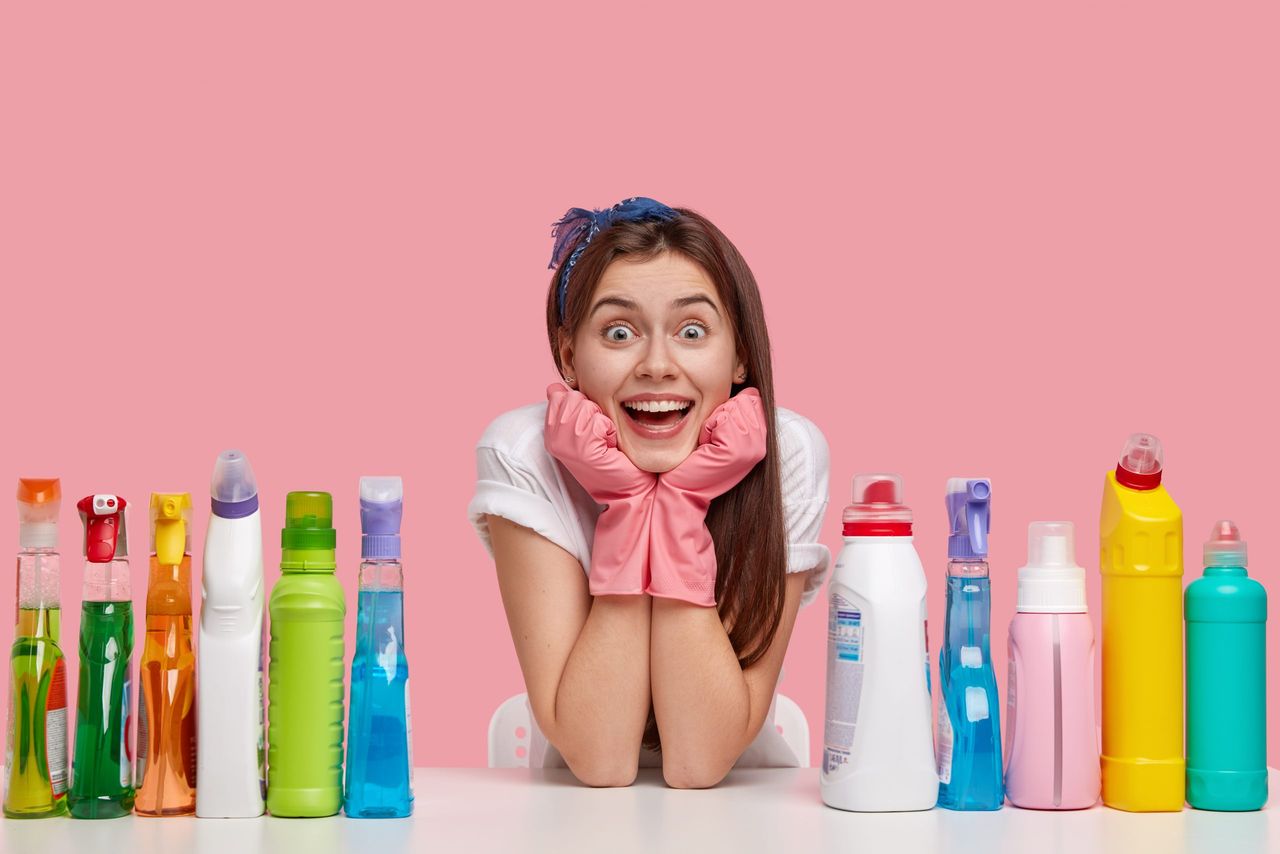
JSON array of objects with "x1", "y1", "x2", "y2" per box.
[
  {"x1": 344, "y1": 587, "x2": 412, "y2": 818},
  {"x1": 937, "y1": 571, "x2": 1004, "y2": 810}
]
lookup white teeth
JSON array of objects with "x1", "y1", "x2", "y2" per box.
[{"x1": 623, "y1": 400, "x2": 692, "y2": 413}]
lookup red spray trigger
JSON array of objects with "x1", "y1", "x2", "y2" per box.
[{"x1": 78, "y1": 494, "x2": 128, "y2": 563}]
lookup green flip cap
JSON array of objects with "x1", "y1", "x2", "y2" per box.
[{"x1": 281, "y1": 491, "x2": 337, "y2": 571}]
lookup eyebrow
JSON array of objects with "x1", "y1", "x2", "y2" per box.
[{"x1": 588, "y1": 294, "x2": 721, "y2": 318}]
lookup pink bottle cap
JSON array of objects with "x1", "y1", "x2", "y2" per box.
[
  {"x1": 842, "y1": 473, "x2": 912, "y2": 536},
  {"x1": 1203, "y1": 519, "x2": 1247, "y2": 568}
]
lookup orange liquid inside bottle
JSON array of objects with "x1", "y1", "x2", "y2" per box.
[{"x1": 134, "y1": 555, "x2": 197, "y2": 816}]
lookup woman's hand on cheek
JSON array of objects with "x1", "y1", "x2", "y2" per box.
[
  {"x1": 646, "y1": 388, "x2": 768, "y2": 607},
  {"x1": 544, "y1": 383, "x2": 659, "y2": 596}
]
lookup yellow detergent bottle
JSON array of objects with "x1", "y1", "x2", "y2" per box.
[{"x1": 1099, "y1": 433, "x2": 1184, "y2": 811}]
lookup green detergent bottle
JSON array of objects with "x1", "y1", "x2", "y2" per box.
[
  {"x1": 1185, "y1": 520, "x2": 1268, "y2": 811},
  {"x1": 267, "y1": 492, "x2": 346, "y2": 817}
]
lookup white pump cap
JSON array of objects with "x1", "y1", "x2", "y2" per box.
[
  {"x1": 1016, "y1": 521, "x2": 1088, "y2": 613},
  {"x1": 17, "y1": 478, "x2": 61, "y2": 550}
]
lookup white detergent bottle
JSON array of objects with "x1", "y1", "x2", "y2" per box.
[
  {"x1": 195, "y1": 450, "x2": 266, "y2": 818},
  {"x1": 821, "y1": 473, "x2": 937, "y2": 811}
]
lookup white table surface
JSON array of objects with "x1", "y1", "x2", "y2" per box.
[{"x1": 3, "y1": 768, "x2": 1277, "y2": 853}]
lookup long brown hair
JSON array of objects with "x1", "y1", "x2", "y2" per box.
[{"x1": 545, "y1": 208, "x2": 788, "y2": 750}]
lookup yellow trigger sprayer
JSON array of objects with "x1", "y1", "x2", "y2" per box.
[{"x1": 1099, "y1": 433, "x2": 1184, "y2": 811}]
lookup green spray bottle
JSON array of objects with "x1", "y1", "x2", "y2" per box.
[
  {"x1": 1185, "y1": 520, "x2": 1267, "y2": 811},
  {"x1": 266, "y1": 492, "x2": 346, "y2": 817},
  {"x1": 69, "y1": 494, "x2": 135, "y2": 819}
]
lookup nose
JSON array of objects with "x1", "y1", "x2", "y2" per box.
[{"x1": 635, "y1": 335, "x2": 678, "y2": 381}]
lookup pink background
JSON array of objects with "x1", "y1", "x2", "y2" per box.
[{"x1": 2, "y1": 4, "x2": 1277, "y2": 769}]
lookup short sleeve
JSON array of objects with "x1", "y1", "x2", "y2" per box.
[
  {"x1": 466, "y1": 404, "x2": 592, "y2": 569},
  {"x1": 776, "y1": 411, "x2": 832, "y2": 607},
  {"x1": 468, "y1": 446, "x2": 578, "y2": 560}
]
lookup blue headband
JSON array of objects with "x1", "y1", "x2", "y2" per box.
[{"x1": 548, "y1": 197, "x2": 680, "y2": 321}]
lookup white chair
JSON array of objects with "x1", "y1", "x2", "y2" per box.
[
  {"x1": 487, "y1": 692, "x2": 811, "y2": 769},
  {"x1": 772, "y1": 693, "x2": 811, "y2": 768},
  {"x1": 488, "y1": 694, "x2": 535, "y2": 768}
]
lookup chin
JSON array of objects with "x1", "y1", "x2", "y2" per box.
[{"x1": 620, "y1": 440, "x2": 696, "y2": 474}]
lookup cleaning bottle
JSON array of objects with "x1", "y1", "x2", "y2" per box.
[
  {"x1": 135, "y1": 492, "x2": 197, "y2": 816},
  {"x1": 1185, "y1": 521, "x2": 1267, "y2": 811},
  {"x1": 4, "y1": 478, "x2": 69, "y2": 818},
  {"x1": 196, "y1": 450, "x2": 266, "y2": 818},
  {"x1": 69, "y1": 494, "x2": 135, "y2": 818},
  {"x1": 936, "y1": 478, "x2": 1003, "y2": 810},
  {"x1": 821, "y1": 474, "x2": 935, "y2": 812},
  {"x1": 267, "y1": 491, "x2": 345, "y2": 817},
  {"x1": 345, "y1": 476, "x2": 413, "y2": 818},
  {"x1": 1004, "y1": 522, "x2": 1100, "y2": 809},
  {"x1": 1099, "y1": 432, "x2": 1184, "y2": 811}
]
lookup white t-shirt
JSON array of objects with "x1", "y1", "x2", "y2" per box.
[{"x1": 467, "y1": 401, "x2": 832, "y2": 768}]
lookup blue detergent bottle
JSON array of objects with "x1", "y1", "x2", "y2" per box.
[
  {"x1": 936, "y1": 478, "x2": 1004, "y2": 810},
  {"x1": 344, "y1": 477, "x2": 413, "y2": 818},
  {"x1": 1185, "y1": 520, "x2": 1268, "y2": 811}
]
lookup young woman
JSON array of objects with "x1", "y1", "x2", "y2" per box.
[{"x1": 468, "y1": 198, "x2": 830, "y2": 788}]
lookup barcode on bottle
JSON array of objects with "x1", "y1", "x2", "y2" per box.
[{"x1": 46, "y1": 659, "x2": 68, "y2": 796}]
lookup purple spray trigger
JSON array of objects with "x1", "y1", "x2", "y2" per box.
[{"x1": 946, "y1": 478, "x2": 991, "y2": 560}]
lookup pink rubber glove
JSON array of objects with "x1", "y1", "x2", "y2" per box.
[
  {"x1": 647, "y1": 388, "x2": 768, "y2": 606},
  {"x1": 543, "y1": 383, "x2": 658, "y2": 596}
]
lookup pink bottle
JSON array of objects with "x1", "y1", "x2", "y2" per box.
[{"x1": 1005, "y1": 522, "x2": 1101, "y2": 809}]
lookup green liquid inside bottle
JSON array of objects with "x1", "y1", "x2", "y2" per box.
[{"x1": 68, "y1": 600, "x2": 135, "y2": 819}]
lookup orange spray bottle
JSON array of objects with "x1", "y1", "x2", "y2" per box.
[{"x1": 134, "y1": 493, "x2": 197, "y2": 815}]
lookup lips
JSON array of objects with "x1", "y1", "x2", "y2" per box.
[{"x1": 619, "y1": 396, "x2": 694, "y2": 439}]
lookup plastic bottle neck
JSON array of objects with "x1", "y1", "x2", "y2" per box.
[
  {"x1": 948, "y1": 558, "x2": 990, "y2": 578},
  {"x1": 358, "y1": 560, "x2": 404, "y2": 590},
  {"x1": 15, "y1": 550, "x2": 60, "y2": 615},
  {"x1": 281, "y1": 548, "x2": 337, "y2": 572},
  {"x1": 82, "y1": 557, "x2": 131, "y2": 601},
  {"x1": 148, "y1": 555, "x2": 192, "y2": 583},
  {"x1": 1204, "y1": 565, "x2": 1246, "y2": 577}
]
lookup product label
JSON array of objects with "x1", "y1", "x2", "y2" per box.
[
  {"x1": 135, "y1": 691, "x2": 149, "y2": 784},
  {"x1": 257, "y1": 625, "x2": 267, "y2": 798},
  {"x1": 822, "y1": 593, "x2": 864, "y2": 778},
  {"x1": 120, "y1": 676, "x2": 132, "y2": 788},
  {"x1": 936, "y1": 691, "x2": 953, "y2": 785},
  {"x1": 47, "y1": 659, "x2": 68, "y2": 796}
]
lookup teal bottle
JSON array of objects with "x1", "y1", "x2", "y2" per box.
[{"x1": 1185, "y1": 520, "x2": 1267, "y2": 811}]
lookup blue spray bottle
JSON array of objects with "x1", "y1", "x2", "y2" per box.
[
  {"x1": 344, "y1": 477, "x2": 413, "y2": 818},
  {"x1": 936, "y1": 478, "x2": 1004, "y2": 810}
]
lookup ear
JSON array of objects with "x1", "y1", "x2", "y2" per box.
[
  {"x1": 557, "y1": 331, "x2": 577, "y2": 385},
  {"x1": 733, "y1": 354, "x2": 747, "y2": 385}
]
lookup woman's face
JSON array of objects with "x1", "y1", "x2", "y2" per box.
[{"x1": 560, "y1": 251, "x2": 745, "y2": 473}]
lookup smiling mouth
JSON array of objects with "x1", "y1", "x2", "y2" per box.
[{"x1": 621, "y1": 399, "x2": 693, "y2": 431}]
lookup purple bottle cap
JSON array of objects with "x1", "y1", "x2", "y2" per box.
[
  {"x1": 360, "y1": 476, "x2": 403, "y2": 560},
  {"x1": 210, "y1": 450, "x2": 259, "y2": 519}
]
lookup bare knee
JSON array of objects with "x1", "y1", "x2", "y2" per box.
[
  {"x1": 565, "y1": 752, "x2": 639, "y2": 788},
  {"x1": 662, "y1": 754, "x2": 731, "y2": 789}
]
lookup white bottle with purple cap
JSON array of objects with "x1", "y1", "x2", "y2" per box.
[{"x1": 195, "y1": 450, "x2": 266, "y2": 818}]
